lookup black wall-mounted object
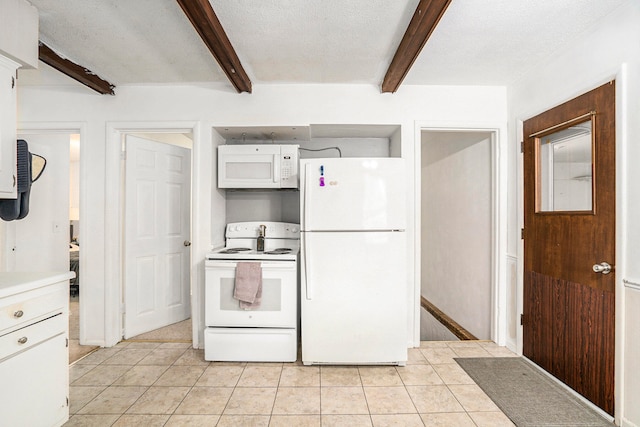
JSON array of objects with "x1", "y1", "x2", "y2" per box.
[{"x1": 0, "y1": 139, "x2": 46, "y2": 222}]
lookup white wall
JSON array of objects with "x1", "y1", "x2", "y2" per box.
[
  {"x1": 299, "y1": 137, "x2": 390, "y2": 158},
  {"x1": 7, "y1": 133, "x2": 70, "y2": 272},
  {"x1": 226, "y1": 191, "x2": 289, "y2": 224},
  {"x1": 14, "y1": 79, "x2": 507, "y2": 349},
  {"x1": 0, "y1": 0, "x2": 38, "y2": 68},
  {"x1": 507, "y1": 1, "x2": 639, "y2": 424},
  {"x1": 420, "y1": 308, "x2": 458, "y2": 341},
  {"x1": 421, "y1": 131, "x2": 492, "y2": 340}
]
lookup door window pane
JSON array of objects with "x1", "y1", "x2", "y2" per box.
[{"x1": 538, "y1": 120, "x2": 593, "y2": 212}]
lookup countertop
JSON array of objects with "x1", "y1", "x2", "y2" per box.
[{"x1": 0, "y1": 271, "x2": 76, "y2": 299}]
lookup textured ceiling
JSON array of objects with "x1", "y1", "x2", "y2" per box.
[
  {"x1": 210, "y1": 0, "x2": 418, "y2": 84},
  {"x1": 25, "y1": 0, "x2": 227, "y2": 84},
  {"x1": 19, "y1": 0, "x2": 630, "y2": 90},
  {"x1": 404, "y1": 0, "x2": 630, "y2": 85}
]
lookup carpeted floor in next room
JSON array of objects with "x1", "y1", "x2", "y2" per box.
[{"x1": 69, "y1": 298, "x2": 99, "y2": 363}]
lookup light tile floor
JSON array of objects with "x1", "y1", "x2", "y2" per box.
[{"x1": 64, "y1": 341, "x2": 517, "y2": 427}]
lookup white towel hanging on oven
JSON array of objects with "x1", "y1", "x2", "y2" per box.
[{"x1": 233, "y1": 262, "x2": 262, "y2": 309}]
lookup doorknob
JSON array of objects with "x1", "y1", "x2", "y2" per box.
[
  {"x1": 592, "y1": 262, "x2": 612, "y2": 275},
  {"x1": 183, "y1": 240, "x2": 191, "y2": 247}
]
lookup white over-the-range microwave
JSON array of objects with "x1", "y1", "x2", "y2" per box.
[{"x1": 217, "y1": 144, "x2": 299, "y2": 189}]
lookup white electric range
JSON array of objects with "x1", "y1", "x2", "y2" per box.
[{"x1": 204, "y1": 221, "x2": 300, "y2": 362}]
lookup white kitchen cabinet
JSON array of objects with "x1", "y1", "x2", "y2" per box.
[
  {"x1": 0, "y1": 0, "x2": 39, "y2": 199},
  {"x1": 0, "y1": 272, "x2": 73, "y2": 427},
  {"x1": 0, "y1": 55, "x2": 18, "y2": 199}
]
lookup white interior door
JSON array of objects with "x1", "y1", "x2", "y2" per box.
[
  {"x1": 7, "y1": 134, "x2": 70, "y2": 272},
  {"x1": 124, "y1": 135, "x2": 191, "y2": 338}
]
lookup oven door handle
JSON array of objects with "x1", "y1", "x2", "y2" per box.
[{"x1": 205, "y1": 261, "x2": 295, "y2": 269}]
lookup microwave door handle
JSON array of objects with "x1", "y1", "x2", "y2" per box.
[{"x1": 273, "y1": 154, "x2": 280, "y2": 184}]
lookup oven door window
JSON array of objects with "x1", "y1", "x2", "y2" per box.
[
  {"x1": 219, "y1": 277, "x2": 282, "y2": 311},
  {"x1": 205, "y1": 261, "x2": 297, "y2": 328}
]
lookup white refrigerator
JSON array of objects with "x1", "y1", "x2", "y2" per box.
[{"x1": 300, "y1": 158, "x2": 407, "y2": 365}]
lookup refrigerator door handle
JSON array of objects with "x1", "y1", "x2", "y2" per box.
[
  {"x1": 301, "y1": 233, "x2": 312, "y2": 300},
  {"x1": 303, "y1": 163, "x2": 311, "y2": 229}
]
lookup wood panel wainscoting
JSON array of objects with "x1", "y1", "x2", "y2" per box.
[{"x1": 523, "y1": 271, "x2": 615, "y2": 414}]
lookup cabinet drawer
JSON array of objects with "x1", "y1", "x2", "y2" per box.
[
  {"x1": 0, "y1": 286, "x2": 65, "y2": 333},
  {"x1": 0, "y1": 313, "x2": 66, "y2": 361}
]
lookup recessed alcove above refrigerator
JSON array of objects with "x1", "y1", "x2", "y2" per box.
[
  {"x1": 214, "y1": 124, "x2": 401, "y2": 159},
  {"x1": 213, "y1": 124, "x2": 402, "y2": 224}
]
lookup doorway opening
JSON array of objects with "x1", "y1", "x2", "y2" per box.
[
  {"x1": 121, "y1": 132, "x2": 193, "y2": 342},
  {"x1": 12, "y1": 129, "x2": 98, "y2": 362},
  {"x1": 420, "y1": 130, "x2": 495, "y2": 341}
]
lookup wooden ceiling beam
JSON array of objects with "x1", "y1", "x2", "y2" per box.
[
  {"x1": 38, "y1": 41, "x2": 115, "y2": 95},
  {"x1": 176, "y1": 0, "x2": 252, "y2": 93},
  {"x1": 382, "y1": 0, "x2": 452, "y2": 93}
]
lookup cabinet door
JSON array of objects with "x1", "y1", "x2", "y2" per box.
[
  {"x1": 0, "y1": 56, "x2": 18, "y2": 199},
  {"x1": 0, "y1": 333, "x2": 68, "y2": 427}
]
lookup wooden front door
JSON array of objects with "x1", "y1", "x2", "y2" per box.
[{"x1": 523, "y1": 82, "x2": 615, "y2": 415}]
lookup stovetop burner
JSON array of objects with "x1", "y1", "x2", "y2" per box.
[
  {"x1": 218, "y1": 247, "x2": 252, "y2": 254},
  {"x1": 264, "y1": 248, "x2": 292, "y2": 254}
]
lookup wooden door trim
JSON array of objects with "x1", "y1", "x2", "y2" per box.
[{"x1": 528, "y1": 111, "x2": 595, "y2": 138}]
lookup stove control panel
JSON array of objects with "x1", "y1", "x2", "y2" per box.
[{"x1": 225, "y1": 221, "x2": 300, "y2": 239}]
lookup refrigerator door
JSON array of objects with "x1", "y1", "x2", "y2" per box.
[
  {"x1": 301, "y1": 158, "x2": 406, "y2": 231},
  {"x1": 301, "y1": 231, "x2": 407, "y2": 365}
]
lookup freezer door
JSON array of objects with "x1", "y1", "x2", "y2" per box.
[
  {"x1": 301, "y1": 158, "x2": 406, "y2": 231},
  {"x1": 300, "y1": 231, "x2": 407, "y2": 364}
]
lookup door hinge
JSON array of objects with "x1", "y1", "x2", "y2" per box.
[
  {"x1": 120, "y1": 150, "x2": 126, "y2": 160},
  {"x1": 520, "y1": 140, "x2": 524, "y2": 153},
  {"x1": 120, "y1": 303, "x2": 126, "y2": 314},
  {"x1": 66, "y1": 396, "x2": 69, "y2": 407},
  {"x1": 520, "y1": 314, "x2": 524, "y2": 325},
  {"x1": 521, "y1": 228, "x2": 525, "y2": 239},
  {"x1": 66, "y1": 338, "x2": 69, "y2": 348}
]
